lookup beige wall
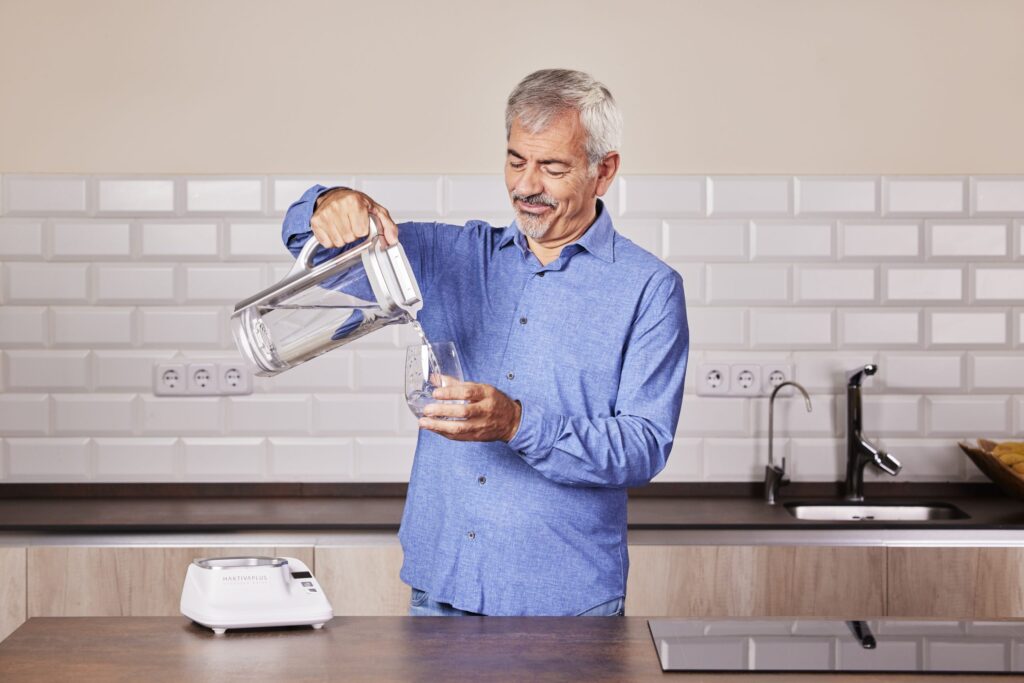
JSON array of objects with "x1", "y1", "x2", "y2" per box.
[{"x1": 0, "y1": 0, "x2": 1021, "y2": 175}]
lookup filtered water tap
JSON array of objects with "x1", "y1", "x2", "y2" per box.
[{"x1": 845, "y1": 364, "x2": 902, "y2": 501}]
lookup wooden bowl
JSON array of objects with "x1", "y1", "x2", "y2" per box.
[{"x1": 958, "y1": 439, "x2": 1024, "y2": 499}]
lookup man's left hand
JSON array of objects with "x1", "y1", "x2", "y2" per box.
[{"x1": 419, "y1": 382, "x2": 522, "y2": 443}]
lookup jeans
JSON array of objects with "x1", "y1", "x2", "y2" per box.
[{"x1": 408, "y1": 587, "x2": 625, "y2": 617}]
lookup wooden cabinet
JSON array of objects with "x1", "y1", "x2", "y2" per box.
[
  {"x1": 26, "y1": 546, "x2": 314, "y2": 617},
  {"x1": 315, "y1": 545, "x2": 407, "y2": 616},
  {"x1": 626, "y1": 545, "x2": 886, "y2": 618},
  {"x1": 887, "y1": 547, "x2": 1024, "y2": 618},
  {"x1": 0, "y1": 547, "x2": 26, "y2": 642}
]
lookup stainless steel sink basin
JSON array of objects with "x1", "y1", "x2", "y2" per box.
[{"x1": 784, "y1": 501, "x2": 969, "y2": 521}]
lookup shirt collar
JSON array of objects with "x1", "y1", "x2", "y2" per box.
[{"x1": 499, "y1": 199, "x2": 615, "y2": 264}]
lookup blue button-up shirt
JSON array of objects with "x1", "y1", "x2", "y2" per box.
[{"x1": 282, "y1": 185, "x2": 689, "y2": 616}]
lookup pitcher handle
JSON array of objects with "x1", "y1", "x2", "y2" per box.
[{"x1": 287, "y1": 215, "x2": 380, "y2": 278}]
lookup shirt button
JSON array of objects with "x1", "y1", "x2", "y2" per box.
[
  {"x1": 478, "y1": 475, "x2": 486, "y2": 485},
  {"x1": 467, "y1": 531, "x2": 476, "y2": 540},
  {"x1": 519, "y1": 317, "x2": 527, "y2": 325},
  {"x1": 538, "y1": 272, "x2": 545, "y2": 278},
  {"x1": 507, "y1": 371, "x2": 514, "y2": 380}
]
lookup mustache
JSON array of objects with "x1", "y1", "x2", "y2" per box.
[{"x1": 511, "y1": 192, "x2": 558, "y2": 208}]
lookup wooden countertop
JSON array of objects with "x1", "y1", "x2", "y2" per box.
[{"x1": 0, "y1": 617, "x2": 998, "y2": 682}]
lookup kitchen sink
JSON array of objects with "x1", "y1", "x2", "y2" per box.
[{"x1": 784, "y1": 501, "x2": 970, "y2": 521}]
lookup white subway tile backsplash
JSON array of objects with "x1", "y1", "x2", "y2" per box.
[
  {"x1": 971, "y1": 353, "x2": 1024, "y2": 389},
  {"x1": 929, "y1": 310, "x2": 1007, "y2": 346},
  {"x1": 885, "y1": 267, "x2": 963, "y2": 302},
  {"x1": 791, "y1": 352, "x2": 878, "y2": 393},
  {"x1": 95, "y1": 264, "x2": 176, "y2": 303},
  {"x1": 925, "y1": 640, "x2": 1009, "y2": 673},
  {"x1": 836, "y1": 638, "x2": 919, "y2": 671},
  {"x1": 880, "y1": 353, "x2": 963, "y2": 391},
  {"x1": 706, "y1": 264, "x2": 789, "y2": 304},
  {"x1": 651, "y1": 438, "x2": 702, "y2": 482},
  {"x1": 840, "y1": 221, "x2": 920, "y2": 259},
  {"x1": 228, "y1": 395, "x2": 311, "y2": 434},
  {"x1": 703, "y1": 438, "x2": 769, "y2": 481},
  {"x1": 860, "y1": 395, "x2": 922, "y2": 436},
  {"x1": 358, "y1": 176, "x2": 442, "y2": 215},
  {"x1": 663, "y1": 221, "x2": 747, "y2": 260},
  {"x1": 140, "y1": 396, "x2": 223, "y2": 435},
  {"x1": 0, "y1": 307, "x2": 48, "y2": 345},
  {"x1": 974, "y1": 267, "x2": 1024, "y2": 301},
  {"x1": 353, "y1": 350, "x2": 405, "y2": 391},
  {"x1": 97, "y1": 179, "x2": 175, "y2": 213},
  {"x1": 971, "y1": 177, "x2": 1024, "y2": 215},
  {"x1": 94, "y1": 438, "x2": 178, "y2": 480},
  {"x1": 676, "y1": 397, "x2": 749, "y2": 436},
  {"x1": 750, "y1": 309, "x2": 833, "y2": 348},
  {"x1": 268, "y1": 437, "x2": 354, "y2": 480},
  {"x1": 795, "y1": 267, "x2": 875, "y2": 303},
  {"x1": 867, "y1": 438, "x2": 963, "y2": 481},
  {"x1": 885, "y1": 177, "x2": 966, "y2": 215},
  {"x1": 795, "y1": 177, "x2": 878, "y2": 215},
  {"x1": 182, "y1": 438, "x2": 266, "y2": 480},
  {"x1": 353, "y1": 437, "x2": 416, "y2": 481},
  {"x1": 3, "y1": 176, "x2": 88, "y2": 214},
  {"x1": 255, "y1": 350, "x2": 353, "y2": 392},
  {"x1": 139, "y1": 307, "x2": 222, "y2": 346},
  {"x1": 619, "y1": 176, "x2": 704, "y2": 217},
  {"x1": 6, "y1": 437, "x2": 91, "y2": 480},
  {"x1": 0, "y1": 394, "x2": 49, "y2": 435},
  {"x1": 709, "y1": 177, "x2": 790, "y2": 216},
  {"x1": 753, "y1": 394, "x2": 836, "y2": 437},
  {"x1": 750, "y1": 637, "x2": 833, "y2": 670},
  {"x1": 840, "y1": 310, "x2": 920, "y2": 347},
  {"x1": 751, "y1": 221, "x2": 832, "y2": 260},
  {"x1": 6, "y1": 350, "x2": 90, "y2": 390},
  {"x1": 927, "y1": 396, "x2": 1011, "y2": 437},
  {"x1": 6, "y1": 262, "x2": 89, "y2": 303},
  {"x1": 0, "y1": 220, "x2": 44, "y2": 258},
  {"x1": 185, "y1": 264, "x2": 264, "y2": 301},
  {"x1": 140, "y1": 222, "x2": 219, "y2": 258},
  {"x1": 928, "y1": 222, "x2": 1009, "y2": 259},
  {"x1": 93, "y1": 349, "x2": 177, "y2": 390},
  {"x1": 789, "y1": 438, "x2": 845, "y2": 480},
  {"x1": 52, "y1": 307, "x2": 134, "y2": 346},
  {"x1": 186, "y1": 178, "x2": 263, "y2": 213},
  {"x1": 227, "y1": 222, "x2": 290, "y2": 259},
  {"x1": 614, "y1": 219, "x2": 661, "y2": 256},
  {"x1": 53, "y1": 394, "x2": 135, "y2": 435},
  {"x1": 314, "y1": 394, "x2": 400, "y2": 435},
  {"x1": 272, "y1": 177, "x2": 354, "y2": 213},
  {"x1": 444, "y1": 175, "x2": 510, "y2": 215},
  {"x1": 685, "y1": 308, "x2": 746, "y2": 348}
]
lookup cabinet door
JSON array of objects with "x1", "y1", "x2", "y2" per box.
[
  {"x1": 315, "y1": 545, "x2": 407, "y2": 616},
  {"x1": 27, "y1": 546, "x2": 314, "y2": 617},
  {"x1": 0, "y1": 547, "x2": 26, "y2": 642},
  {"x1": 626, "y1": 545, "x2": 885, "y2": 618},
  {"x1": 888, "y1": 547, "x2": 1024, "y2": 618}
]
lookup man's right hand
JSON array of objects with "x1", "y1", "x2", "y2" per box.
[{"x1": 311, "y1": 188, "x2": 400, "y2": 248}]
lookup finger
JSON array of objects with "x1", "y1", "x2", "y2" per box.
[
  {"x1": 421, "y1": 401, "x2": 478, "y2": 419},
  {"x1": 419, "y1": 417, "x2": 475, "y2": 439},
  {"x1": 433, "y1": 382, "x2": 484, "y2": 401},
  {"x1": 371, "y1": 205, "x2": 400, "y2": 247}
]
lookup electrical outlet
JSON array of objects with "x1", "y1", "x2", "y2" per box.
[
  {"x1": 730, "y1": 364, "x2": 762, "y2": 396},
  {"x1": 187, "y1": 362, "x2": 218, "y2": 394},
  {"x1": 154, "y1": 363, "x2": 187, "y2": 396},
  {"x1": 218, "y1": 362, "x2": 252, "y2": 395},
  {"x1": 696, "y1": 364, "x2": 730, "y2": 396},
  {"x1": 763, "y1": 363, "x2": 795, "y2": 396}
]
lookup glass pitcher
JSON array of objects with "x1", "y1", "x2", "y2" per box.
[{"x1": 231, "y1": 216, "x2": 422, "y2": 376}]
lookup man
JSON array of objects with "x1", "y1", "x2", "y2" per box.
[{"x1": 281, "y1": 69, "x2": 689, "y2": 617}]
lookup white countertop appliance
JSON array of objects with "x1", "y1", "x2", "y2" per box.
[{"x1": 180, "y1": 556, "x2": 333, "y2": 634}]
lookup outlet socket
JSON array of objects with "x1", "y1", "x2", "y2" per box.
[
  {"x1": 154, "y1": 363, "x2": 187, "y2": 396},
  {"x1": 730, "y1": 364, "x2": 762, "y2": 396},
  {"x1": 763, "y1": 363, "x2": 795, "y2": 397},
  {"x1": 696, "y1": 364, "x2": 730, "y2": 396},
  {"x1": 219, "y1": 362, "x2": 252, "y2": 395},
  {"x1": 188, "y1": 363, "x2": 218, "y2": 394}
]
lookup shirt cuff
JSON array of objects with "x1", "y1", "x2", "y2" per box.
[
  {"x1": 282, "y1": 184, "x2": 346, "y2": 250},
  {"x1": 506, "y1": 399, "x2": 557, "y2": 460}
]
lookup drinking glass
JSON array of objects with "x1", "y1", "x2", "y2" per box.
[{"x1": 405, "y1": 341, "x2": 465, "y2": 418}]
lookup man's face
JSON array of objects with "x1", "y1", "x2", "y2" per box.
[{"x1": 505, "y1": 111, "x2": 600, "y2": 241}]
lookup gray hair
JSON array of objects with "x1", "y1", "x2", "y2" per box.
[{"x1": 505, "y1": 69, "x2": 622, "y2": 174}]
